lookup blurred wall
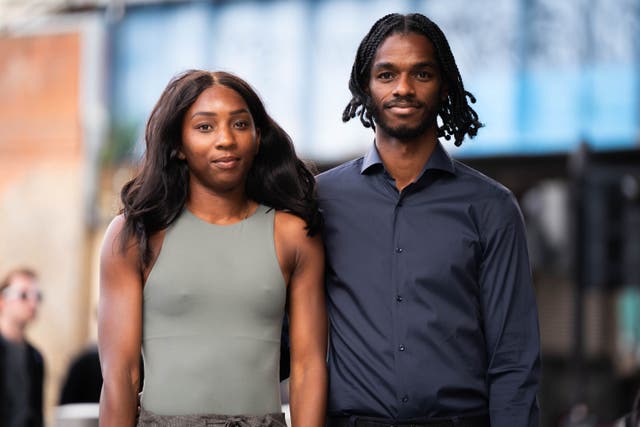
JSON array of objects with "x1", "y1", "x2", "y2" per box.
[{"x1": 0, "y1": 26, "x2": 102, "y2": 423}]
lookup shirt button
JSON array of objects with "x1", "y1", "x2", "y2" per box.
[
  {"x1": 396, "y1": 295, "x2": 403, "y2": 302},
  {"x1": 399, "y1": 345, "x2": 405, "y2": 351},
  {"x1": 395, "y1": 247, "x2": 403, "y2": 253},
  {"x1": 401, "y1": 395, "x2": 409, "y2": 403}
]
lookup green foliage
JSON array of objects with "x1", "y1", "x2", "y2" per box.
[{"x1": 100, "y1": 121, "x2": 140, "y2": 167}]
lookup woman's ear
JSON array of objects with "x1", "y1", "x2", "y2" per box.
[{"x1": 171, "y1": 148, "x2": 186, "y2": 160}]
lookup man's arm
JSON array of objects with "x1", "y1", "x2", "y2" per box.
[{"x1": 479, "y1": 192, "x2": 541, "y2": 427}]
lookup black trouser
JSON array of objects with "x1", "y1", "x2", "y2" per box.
[{"x1": 327, "y1": 413, "x2": 490, "y2": 427}]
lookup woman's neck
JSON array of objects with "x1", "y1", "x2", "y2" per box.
[{"x1": 186, "y1": 187, "x2": 255, "y2": 225}]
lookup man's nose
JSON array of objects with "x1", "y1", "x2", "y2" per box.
[{"x1": 392, "y1": 74, "x2": 415, "y2": 97}]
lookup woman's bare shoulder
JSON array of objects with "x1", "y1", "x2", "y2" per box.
[
  {"x1": 274, "y1": 210, "x2": 320, "y2": 247},
  {"x1": 101, "y1": 214, "x2": 138, "y2": 266},
  {"x1": 101, "y1": 214, "x2": 166, "y2": 282}
]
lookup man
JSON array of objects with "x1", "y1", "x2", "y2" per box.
[
  {"x1": 0, "y1": 268, "x2": 45, "y2": 427},
  {"x1": 317, "y1": 13, "x2": 540, "y2": 427}
]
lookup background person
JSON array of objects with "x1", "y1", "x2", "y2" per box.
[
  {"x1": 0, "y1": 268, "x2": 45, "y2": 427},
  {"x1": 59, "y1": 344, "x2": 102, "y2": 405}
]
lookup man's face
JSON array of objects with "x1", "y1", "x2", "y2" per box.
[
  {"x1": 0, "y1": 274, "x2": 41, "y2": 327},
  {"x1": 368, "y1": 32, "x2": 447, "y2": 140}
]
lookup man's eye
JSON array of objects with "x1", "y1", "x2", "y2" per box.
[
  {"x1": 417, "y1": 71, "x2": 432, "y2": 79},
  {"x1": 378, "y1": 72, "x2": 393, "y2": 80}
]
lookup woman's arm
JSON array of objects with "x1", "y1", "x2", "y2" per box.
[
  {"x1": 276, "y1": 213, "x2": 328, "y2": 427},
  {"x1": 97, "y1": 215, "x2": 143, "y2": 427}
]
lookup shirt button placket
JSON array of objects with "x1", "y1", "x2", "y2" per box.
[{"x1": 394, "y1": 196, "x2": 408, "y2": 412}]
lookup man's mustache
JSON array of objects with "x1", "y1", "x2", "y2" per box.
[{"x1": 384, "y1": 97, "x2": 423, "y2": 109}]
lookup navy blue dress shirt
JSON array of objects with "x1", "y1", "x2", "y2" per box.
[{"x1": 317, "y1": 142, "x2": 541, "y2": 427}]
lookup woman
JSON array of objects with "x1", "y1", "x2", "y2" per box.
[{"x1": 98, "y1": 70, "x2": 327, "y2": 427}]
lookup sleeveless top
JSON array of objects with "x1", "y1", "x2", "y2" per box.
[{"x1": 140, "y1": 205, "x2": 286, "y2": 416}]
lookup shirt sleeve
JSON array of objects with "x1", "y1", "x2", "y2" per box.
[{"x1": 478, "y1": 191, "x2": 541, "y2": 427}]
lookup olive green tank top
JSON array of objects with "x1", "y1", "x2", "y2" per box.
[{"x1": 140, "y1": 205, "x2": 286, "y2": 416}]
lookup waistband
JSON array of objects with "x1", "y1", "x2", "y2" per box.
[
  {"x1": 137, "y1": 407, "x2": 287, "y2": 427},
  {"x1": 326, "y1": 413, "x2": 490, "y2": 427}
]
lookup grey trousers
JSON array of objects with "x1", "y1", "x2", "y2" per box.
[{"x1": 137, "y1": 407, "x2": 287, "y2": 427}]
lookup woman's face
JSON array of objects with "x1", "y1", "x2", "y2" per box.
[{"x1": 180, "y1": 84, "x2": 260, "y2": 194}]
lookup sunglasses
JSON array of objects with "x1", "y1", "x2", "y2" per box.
[{"x1": 2, "y1": 289, "x2": 43, "y2": 303}]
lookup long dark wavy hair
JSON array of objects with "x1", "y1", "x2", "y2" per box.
[
  {"x1": 343, "y1": 13, "x2": 482, "y2": 146},
  {"x1": 119, "y1": 70, "x2": 321, "y2": 268}
]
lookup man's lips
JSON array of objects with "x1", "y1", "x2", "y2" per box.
[
  {"x1": 384, "y1": 100, "x2": 423, "y2": 116},
  {"x1": 385, "y1": 102, "x2": 422, "y2": 110}
]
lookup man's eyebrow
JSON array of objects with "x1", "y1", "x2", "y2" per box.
[
  {"x1": 372, "y1": 61, "x2": 439, "y2": 70},
  {"x1": 413, "y1": 61, "x2": 439, "y2": 68},
  {"x1": 372, "y1": 62, "x2": 396, "y2": 70},
  {"x1": 191, "y1": 108, "x2": 250, "y2": 119}
]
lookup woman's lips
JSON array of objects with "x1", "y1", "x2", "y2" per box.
[{"x1": 212, "y1": 156, "x2": 240, "y2": 169}]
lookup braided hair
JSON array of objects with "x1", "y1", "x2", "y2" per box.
[{"x1": 343, "y1": 13, "x2": 482, "y2": 146}]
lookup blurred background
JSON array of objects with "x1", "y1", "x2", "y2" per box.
[{"x1": 0, "y1": 0, "x2": 638, "y2": 426}]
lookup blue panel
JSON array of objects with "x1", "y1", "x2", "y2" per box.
[
  {"x1": 110, "y1": 2, "x2": 214, "y2": 125},
  {"x1": 585, "y1": 65, "x2": 638, "y2": 146},
  {"x1": 106, "y1": 0, "x2": 640, "y2": 161}
]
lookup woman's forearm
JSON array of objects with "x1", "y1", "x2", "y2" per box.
[
  {"x1": 289, "y1": 361, "x2": 327, "y2": 427},
  {"x1": 99, "y1": 373, "x2": 139, "y2": 427}
]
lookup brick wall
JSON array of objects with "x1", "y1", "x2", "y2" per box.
[{"x1": 0, "y1": 31, "x2": 94, "y2": 423}]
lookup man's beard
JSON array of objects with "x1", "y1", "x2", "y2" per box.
[{"x1": 369, "y1": 98, "x2": 437, "y2": 140}]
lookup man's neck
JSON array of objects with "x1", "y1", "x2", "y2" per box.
[
  {"x1": 375, "y1": 130, "x2": 438, "y2": 191},
  {"x1": 0, "y1": 318, "x2": 26, "y2": 343}
]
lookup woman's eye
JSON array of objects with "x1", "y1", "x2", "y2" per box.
[
  {"x1": 234, "y1": 121, "x2": 248, "y2": 129},
  {"x1": 197, "y1": 124, "x2": 212, "y2": 131}
]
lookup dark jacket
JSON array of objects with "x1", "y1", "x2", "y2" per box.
[
  {"x1": 59, "y1": 346, "x2": 102, "y2": 405},
  {"x1": 0, "y1": 335, "x2": 44, "y2": 427}
]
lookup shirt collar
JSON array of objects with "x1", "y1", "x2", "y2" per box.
[
  {"x1": 361, "y1": 142, "x2": 384, "y2": 173},
  {"x1": 360, "y1": 140, "x2": 456, "y2": 176}
]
